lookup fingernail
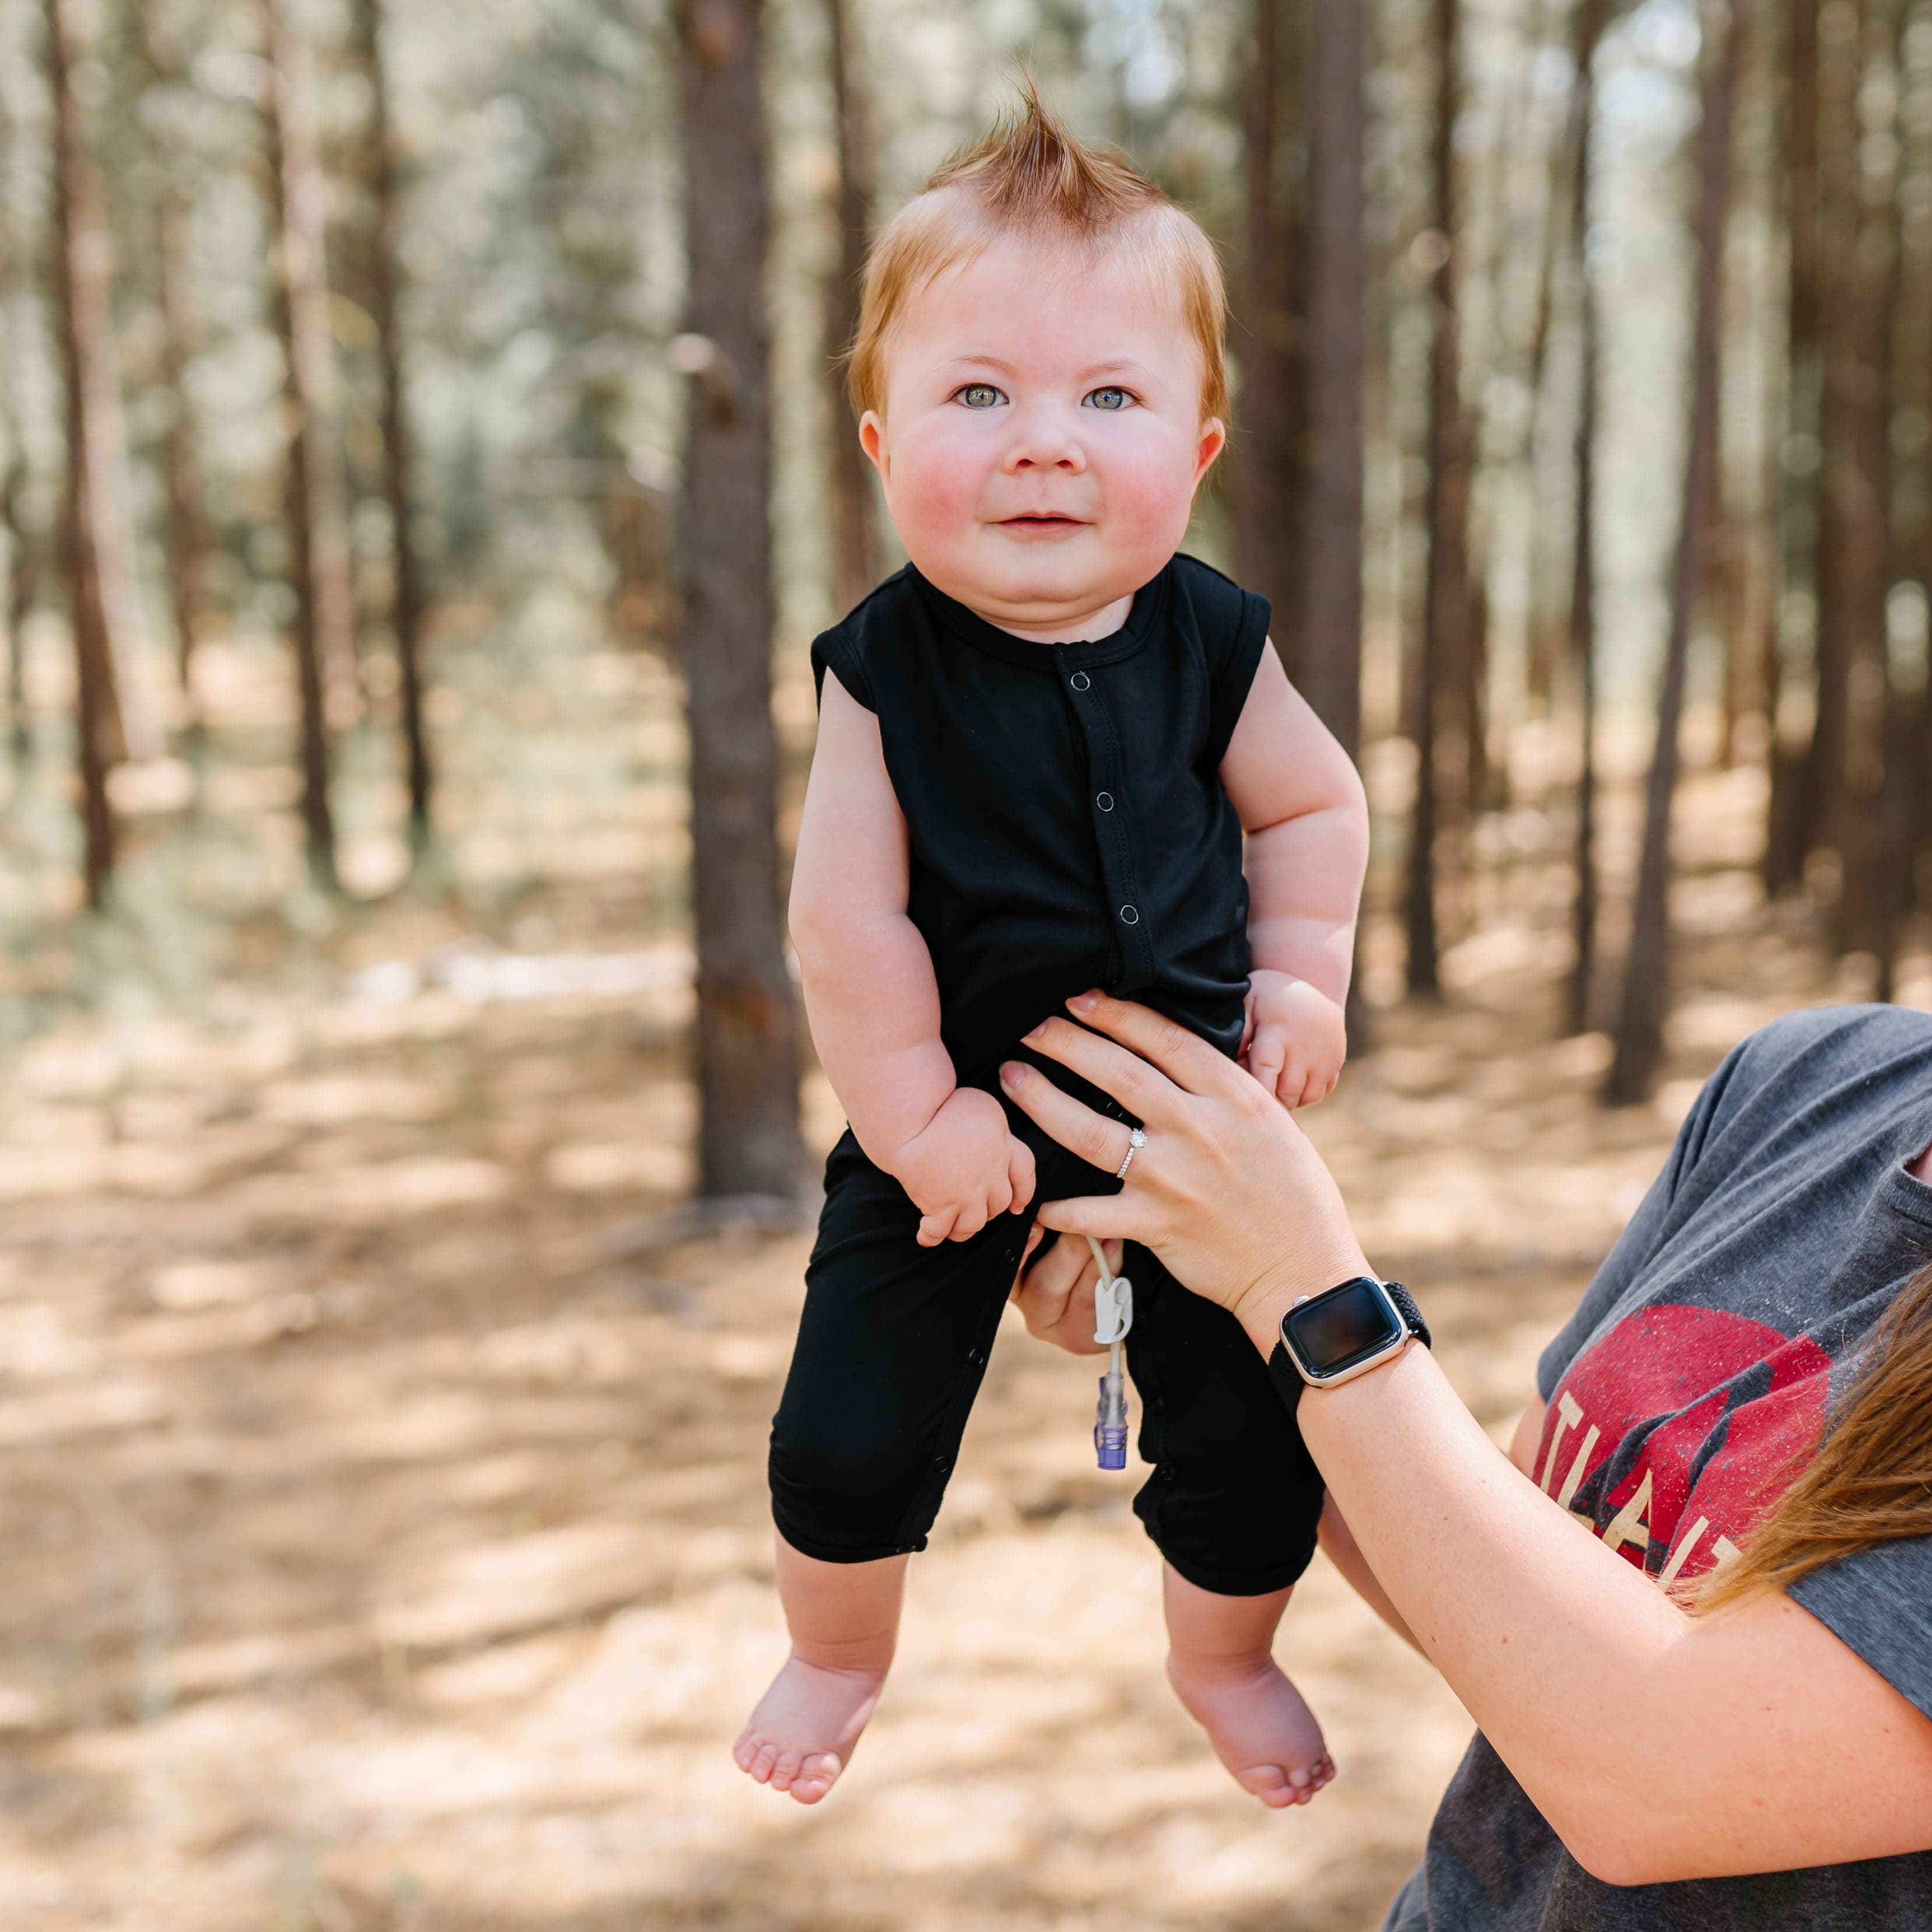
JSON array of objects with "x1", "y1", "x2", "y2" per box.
[
  {"x1": 1022, "y1": 1021, "x2": 1046, "y2": 1041},
  {"x1": 999, "y1": 1062, "x2": 1024, "y2": 1088},
  {"x1": 1068, "y1": 990, "x2": 1098, "y2": 1013}
]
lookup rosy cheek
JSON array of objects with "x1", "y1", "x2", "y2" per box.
[
  {"x1": 885, "y1": 426, "x2": 989, "y2": 547},
  {"x1": 1095, "y1": 437, "x2": 1196, "y2": 548}
]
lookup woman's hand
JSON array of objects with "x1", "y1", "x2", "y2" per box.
[
  {"x1": 997, "y1": 989, "x2": 1370, "y2": 1357},
  {"x1": 1007, "y1": 1227, "x2": 1122, "y2": 1356},
  {"x1": 999, "y1": 990, "x2": 1932, "y2": 1883}
]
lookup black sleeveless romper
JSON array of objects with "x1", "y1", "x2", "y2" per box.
[{"x1": 767, "y1": 555, "x2": 1323, "y2": 1595}]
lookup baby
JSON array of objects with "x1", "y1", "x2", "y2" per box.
[{"x1": 734, "y1": 90, "x2": 1369, "y2": 1808}]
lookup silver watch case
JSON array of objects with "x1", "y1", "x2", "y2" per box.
[{"x1": 1277, "y1": 1275, "x2": 1412, "y2": 1388}]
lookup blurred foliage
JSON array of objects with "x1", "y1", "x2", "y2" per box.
[{"x1": 0, "y1": 0, "x2": 1846, "y2": 1044}]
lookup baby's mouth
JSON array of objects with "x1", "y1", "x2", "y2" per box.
[{"x1": 999, "y1": 514, "x2": 1086, "y2": 532}]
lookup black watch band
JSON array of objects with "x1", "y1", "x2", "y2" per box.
[
  {"x1": 1266, "y1": 1278, "x2": 1429, "y2": 1410},
  {"x1": 1383, "y1": 1280, "x2": 1431, "y2": 1347}
]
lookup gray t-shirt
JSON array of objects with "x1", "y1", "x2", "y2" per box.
[{"x1": 1388, "y1": 1004, "x2": 1932, "y2": 1931}]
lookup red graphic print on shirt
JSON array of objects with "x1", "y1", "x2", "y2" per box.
[{"x1": 1534, "y1": 1304, "x2": 1832, "y2": 1587}]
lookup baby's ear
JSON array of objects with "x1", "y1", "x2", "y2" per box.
[
  {"x1": 1192, "y1": 417, "x2": 1227, "y2": 483},
  {"x1": 859, "y1": 410, "x2": 888, "y2": 478}
]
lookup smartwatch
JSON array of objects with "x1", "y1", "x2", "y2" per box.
[{"x1": 1266, "y1": 1274, "x2": 1430, "y2": 1406}]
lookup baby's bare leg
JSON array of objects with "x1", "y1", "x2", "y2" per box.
[
  {"x1": 733, "y1": 1538, "x2": 907, "y2": 1804},
  {"x1": 1162, "y1": 1563, "x2": 1334, "y2": 1808}
]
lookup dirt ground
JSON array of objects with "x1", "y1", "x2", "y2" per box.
[{"x1": 0, "y1": 753, "x2": 1925, "y2": 1932}]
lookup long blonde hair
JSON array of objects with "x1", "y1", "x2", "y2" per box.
[{"x1": 1690, "y1": 1261, "x2": 1932, "y2": 1613}]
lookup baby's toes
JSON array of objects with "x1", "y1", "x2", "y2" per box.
[
  {"x1": 745, "y1": 1736, "x2": 784, "y2": 1784},
  {"x1": 788, "y1": 1752, "x2": 843, "y2": 1805},
  {"x1": 765, "y1": 1745, "x2": 806, "y2": 1793},
  {"x1": 1235, "y1": 1763, "x2": 1297, "y2": 1807}
]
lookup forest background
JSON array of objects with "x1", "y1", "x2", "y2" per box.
[{"x1": 0, "y1": 0, "x2": 1929, "y2": 1927}]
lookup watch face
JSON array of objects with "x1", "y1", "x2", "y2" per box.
[{"x1": 1285, "y1": 1278, "x2": 1404, "y2": 1380}]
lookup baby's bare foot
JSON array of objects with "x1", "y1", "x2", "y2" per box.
[
  {"x1": 732, "y1": 1653, "x2": 885, "y2": 1804},
  {"x1": 1166, "y1": 1651, "x2": 1334, "y2": 1808}
]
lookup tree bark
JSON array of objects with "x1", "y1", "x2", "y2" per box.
[
  {"x1": 1562, "y1": 33, "x2": 1603, "y2": 1040},
  {"x1": 1606, "y1": 0, "x2": 1741, "y2": 1105},
  {"x1": 1526, "y1": 0, "x2": 1614, "y2": 713},
  {"x1": 1831, "y1": 0, "x2": 1902, "y2": 960},
  {"x1": 263, "y1": 0, "x2": 352, "y2": 888},
  {"x1": 1235, "y1": 0, "x2": 1312, "y2": 682},
  {"x1": 0, "y1": 93, "x2": 33, "y2": 764},
  {"x1": 1764, "y1": 0, "x2": 1821, "y2": 895},
  {"x1": 1405, "y1": 0, "x2": 1471, "y2": 997},
  {"x1": 137, "y1": 0, "x2": 209, "y2": 720},
  {"x1": 1299, "y1": 0, "x2": 1363, "y2": 762},
  {"x1": 43, "y1": 0, "x2": 128, "y2": 903},
  {"x1": 352, "y1": 0, "x2": 433, "y2": 856},
  {"x1": 1, "y1": 455, "x2": 31, "y2": 764},
  {"x1": 824, "y1": 0, "x2": 880, "y2": 616},
  {"x1": 675, "y1": 0, "x2": 803, "y2": 1201},
  {"x1": 1802, "y1": 0, "x2": 1866, "y2": 895}
]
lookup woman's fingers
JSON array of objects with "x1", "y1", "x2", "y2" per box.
[
  {"x1": 1035, "y1": 1189, "x2": 1160, "y2": 1248},
  {"x1": 999, "y1": 1060, "x2": 1131, "y2": 1173},
  {"x1": 1057, "y1": 990, "x2": 1255, "y2": 1102},
  {"x1": 1009, "y1": 1226, "x2": 1107, "y2": 1354}
]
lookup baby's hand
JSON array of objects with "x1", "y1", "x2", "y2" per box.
[
  {"x1": 886, "y1": 1087, "x2": 1037, "y2": 1247},
  {"x1": 1242, "y1": 971, "x2": 1346, "y2": 1110}
]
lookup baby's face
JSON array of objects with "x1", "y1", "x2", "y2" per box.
[{"x1": 860, "y1": 236, "x2": 1224, "y2": 638}]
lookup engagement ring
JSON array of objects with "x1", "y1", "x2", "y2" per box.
[{"x1": 1116, "y1": 1126, "x2": 1146, "y2": 1181}]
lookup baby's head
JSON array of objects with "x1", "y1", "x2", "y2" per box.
[{"x1": 851, "y1": 85, "x2": 1227, "y2": 638}]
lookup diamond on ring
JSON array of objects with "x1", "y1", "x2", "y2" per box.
[{"x1": 1116, "y1": 1126, "x2": 1147, "y2": 1181}]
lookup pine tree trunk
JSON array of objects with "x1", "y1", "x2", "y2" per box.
[
  {"x1": 1303, "y1": 0, "x2": 1367, "y2": 1051},
  {"x1": 1527, "y1": 0, "x2": 1612, "y2": 715},
  {"x1": 1764, "y1": 0, "x2": 1821, "y2": 895},
  {"x1": 263, "y1": 0, "x2": 352, "y2": 888},
  {"x1": 676, "y1": 0, "x2": 803, "y2": 1201},
  {"x1": 1406, "y1": 0, "x2": 1471, "y2": 997},
  {"x1": 137, "y1": 0, "x2": 208, "y2": 719},
  {"x1": 1235, "y1": 0, "x2": 1312, "y2": 683},
  {"x1": 1300, "y1": 0, "x2": 1362, "y2": 763},
  {"x1": 1606, "y1": 0, "x2": 1741, "y2": 1106},
  {"x1": 1832, "y1": 0, "x2": 1902, "y2": 960},
  {"x1": 353, "y1": 0, "x2": 433, "y2": 855},
  {"x1": 1804, "y1": 0, "x2": 1865, "y2": 894},
  {"x1": 1, "y1": 456, "x2": 30, "y2": 763},
  {"x1": 43, "y1": 0, "x2": 126, "y2": 903},
  {"x1": 1903, "y1": 3, "x2": 1932, "y2": 938},
  {"x1": 1562, "y1": 32, "x2": 1603, "y2": 1040},
  {"x1": 0, "y1": 94, "x2": 33, "y2": 764},
  {"x1": 824, "y1": 0, "x2": 880, "y2": 616}
]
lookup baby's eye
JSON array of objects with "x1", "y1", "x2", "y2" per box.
[
  {"x1": 1084, "y1": 387, "x2": 1134, "y2": 412},
  {"x1": 956, "y1": 383, "x2": 1007, "y2": 409}
]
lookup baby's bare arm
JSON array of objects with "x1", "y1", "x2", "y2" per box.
[
  {"x1": 1218, "y1": 651, "x2": 1369, "y2": 1105},
  {"x1": 1218, "y1": 648, "x2": 1369, "y2": 1002},
  {"x1": 791, "y1": 678, "x2": 954, "y2": 1154},
  {"x1": 792, "y1": 678, "x2": 1034, "y2": 1241}
]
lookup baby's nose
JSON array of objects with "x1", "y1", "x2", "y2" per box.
[{"x1": 1008, "y1": 424, "x2": 1087, "y2": 472}]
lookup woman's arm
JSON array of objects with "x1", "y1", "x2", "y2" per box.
[
  {"x1": 1218, "y1": 652, "x2": 1369, "y2": 1106},
  {"x1": 792, "y1": 679, "x2": 1034, "y2": 1243},
  {"x1": 998, "y1": 994, "x2": 1932, "y2": 1885}
]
